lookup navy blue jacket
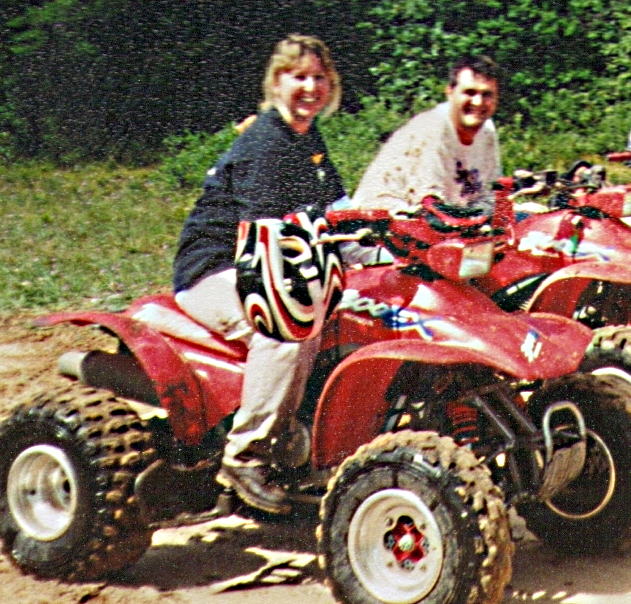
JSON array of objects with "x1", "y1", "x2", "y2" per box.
[{"x1": 173, "y1": 108, "x2": 345, "y2": 292}]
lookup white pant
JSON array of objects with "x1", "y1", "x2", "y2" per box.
[{"x1": 175, "y1": 269, "x2": 320, "y2": 467}]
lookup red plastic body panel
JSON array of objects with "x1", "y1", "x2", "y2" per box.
[
  {"x1": 477, "y1": 209, "x2": 631, "y2": 297},
  {"x1": 525, "y1": 261, "x2": 631, "y2": 320},
  {"x1": 323, "y1": 265, "x2": 590, "y2": 370},
  {"x1": 311, "y1": 307, "x2": 592, "y2": 468},
  {"x1": 607, "y1": 151, "x2": 631, "y2": 162},
  {"x1": 36, "y1": 295, "x2": 247, "y2": 445},
  {"x1": 310, "y1": 265, "x2": 592, "y2": 468},
  {"x1": 577, "y1": 186, "x2": 631, "y2": 217},
  {"x1": 38, "y1": 310, "x2": 209, "y2": 444},
  {"x1": 515, "y1": 210, "x2": 631, "y2": 264}
]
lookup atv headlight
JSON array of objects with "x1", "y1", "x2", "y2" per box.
[
  {"x1": 427, "y1": 240, "x2": 494, "y2": 280},
  {"x1": 459, "y1": 241, "x2": 494, "y2": 278}
]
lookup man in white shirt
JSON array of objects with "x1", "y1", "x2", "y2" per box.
[{"x1": 352, "y1": 56, "x2": 501, "y2": 215}]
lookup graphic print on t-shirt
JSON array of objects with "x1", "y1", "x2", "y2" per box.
[{"x1": 454, "y1": 160, "x2": 483, "y2": 199}]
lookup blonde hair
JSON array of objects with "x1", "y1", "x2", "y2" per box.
[{"x1": 261, "y1": 34, "x2": 341, "y2": 119}]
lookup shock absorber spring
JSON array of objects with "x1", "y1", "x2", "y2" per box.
[{"x1": 446, "y1": 400, "x2": 479, "y2": 446}]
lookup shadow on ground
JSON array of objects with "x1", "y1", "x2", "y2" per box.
[{"x1": 114, "y1": 505, "x2": 323, "y2": 594}]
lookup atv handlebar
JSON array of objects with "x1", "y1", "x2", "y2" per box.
[
  {"x1": 512, "y1": 164, "x2": 607, "y2": 196},
  {"x1": 509, "y1": 178, "x2": 548, "y2": 200},
  {"x1": 325, "y1": 208, "x2": 499, "y2": 279},
  {"x1": 318, "y1": 227, "x2": 375, "y2": 245},
  {"x1": 508, "y1": 160, "x2": 631, "y2": 217}
]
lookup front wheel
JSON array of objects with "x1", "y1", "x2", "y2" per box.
[
  {"x1": 519, "y1": 373, "x2": 631, "y2": 554},
  {"x1": 318, "y1": 430, "x2": 512, "y2": 604},
  {"x1": 0, "y1": 385, "x2": 157, "y2": 580}
]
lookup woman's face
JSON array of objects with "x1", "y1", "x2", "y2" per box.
[{"x1": 272, "y1": 52, "x2": 331, "y2": 134}]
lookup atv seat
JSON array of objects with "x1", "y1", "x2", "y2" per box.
[
  {"x1": 422, "y1": 196, "x2": 490, "y2": 233},
  {"x1": 126, "y1": 293, "x2": 249, "y2": 359}
]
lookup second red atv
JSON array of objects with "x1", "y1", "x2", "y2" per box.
[
  {"x1": 471, "y1": 159, "x2": 631, "y2": 384},
  {"x1": 1, "y1": 209, "x2": 630, "y2": 604}
]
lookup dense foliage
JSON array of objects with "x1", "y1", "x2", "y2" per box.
[
  {"x1": 0, "y1": 0, "x2": 374, "y2": 163},
  {"x1": 2, "y1": 2, "x2": 631, "y2": 314},
  {"x1": 1, "y1": 0, "x2": 631, "y2": 164},
  {"x1": 364, "y1": 0, "x2": 631, "y2": 148}
]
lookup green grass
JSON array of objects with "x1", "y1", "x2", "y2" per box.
[
  {"x1": 0, "y1": 161, "x2": 196, "y2": 313},
  {"x1": 3, "y1": 113, "x2": 631, "y2": 315}
]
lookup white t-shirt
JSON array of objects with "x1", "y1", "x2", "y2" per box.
[{"x1": 352, "y1": 102, "x2": 501, "y2": 213}]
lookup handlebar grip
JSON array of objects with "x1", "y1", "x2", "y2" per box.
[{"x1": 606, "y1": 151, "x2": 631, "y2": 162}]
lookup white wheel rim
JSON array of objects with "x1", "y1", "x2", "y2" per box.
[
  {"x1": 546, "y1": 428, "x2": 616, "y2": 519},
  {"x1": 591, "y1": 366, "x2": 631, "y2": 385},
  {"x1": 7, "y1": 444, "x2": 79, "y2": 541},
  {"x1": 347, "y1": 488, "x2": 444, "y2": 604}
]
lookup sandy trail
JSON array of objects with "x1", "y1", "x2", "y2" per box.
[{"x1": 1, "y1": 312, "x2": 631, "y2": 604}]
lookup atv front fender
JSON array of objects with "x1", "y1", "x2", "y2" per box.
[
  {"x1": 524, "y1": 261, "x2": 631, "y2": 319},
  {"x1": 310, "y1": 324, "x2": 590, "y2": 468},
  {"x1": 35, "y1": 311, "x2": 207, "y2": 445}
]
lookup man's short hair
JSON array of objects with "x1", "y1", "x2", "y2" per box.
[{"x1": 448, "y1": 55, "x2": 500, "y2": 87}]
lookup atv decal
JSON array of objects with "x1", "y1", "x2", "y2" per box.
[
  {"x1": 521, "y1": 329, "x2": 542, "y2": 363},
  {"x1": 380, "y1": 307, "x2": 437, "y2": 340},
  {"x1": 518, "y1": 230, "x2": 613, "y2": 262},
  {"x1": 339, "y1": 289, "x2": 437, "y2": 340},
  {"x1": 339, "y1": 289, "x2": 390, "y2": 316}
]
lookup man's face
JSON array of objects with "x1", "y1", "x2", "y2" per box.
[{"x1": 446, "y1": 68, "x2": 498, "y2": 143}]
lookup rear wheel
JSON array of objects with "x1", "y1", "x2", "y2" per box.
[
  {"x1": 519, "y1": 373, "x2": 631, "y2": 553},
  {"x1": 318, "y1": 430, "x2": 512, "y2": 604},
  {"x1": 0, "y1": 385, "x2": 156, "y2": 580},
  {"x1": 580, "y1": 324, "x2": 631, "y2": 384}
]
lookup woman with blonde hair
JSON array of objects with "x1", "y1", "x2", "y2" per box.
[{"x1": 173, "y1": 34, "x2": 348, "y2": 514}]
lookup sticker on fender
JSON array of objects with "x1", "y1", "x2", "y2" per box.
[
  {"x1": 521, "y1": 330, "x2": 542, "y2": 362},
  {"x1": 339, "y1": 289, "x2": 439, "y2": 340}
]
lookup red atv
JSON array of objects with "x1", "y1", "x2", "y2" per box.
[{"x1": 0, "y1": 209, "x2": 629, "y2": 604}]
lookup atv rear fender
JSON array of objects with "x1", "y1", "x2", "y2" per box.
[
  {"x1": 524, "y1": 261, "x2": 631, "y2": 320},
  {"x1": 35, "y1": 311, "x2": 207, "y2": 444}
]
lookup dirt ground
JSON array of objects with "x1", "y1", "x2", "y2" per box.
[{"x1": 2, "y1": 312, "x2": 631, "y2": 604}]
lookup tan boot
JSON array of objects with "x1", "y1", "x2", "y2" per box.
[{"x1": 217, "y1": 462, "x2": 291, "y2": 514}]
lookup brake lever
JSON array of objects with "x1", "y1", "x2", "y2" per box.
[{"x1": 318, "y1": 227, "x2": 376, "y2": 245}]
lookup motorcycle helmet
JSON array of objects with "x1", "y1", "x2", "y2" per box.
[{"x1": 235, "y1": 212, "x2": 344, "y2": 342}]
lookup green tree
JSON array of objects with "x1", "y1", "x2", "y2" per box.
[
  {"x1": 1, "y1": 0, "x2": 377, "y2": 162},
  {"x1": 363, "y1": 0, "x2": 630, "y2": 127}
]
